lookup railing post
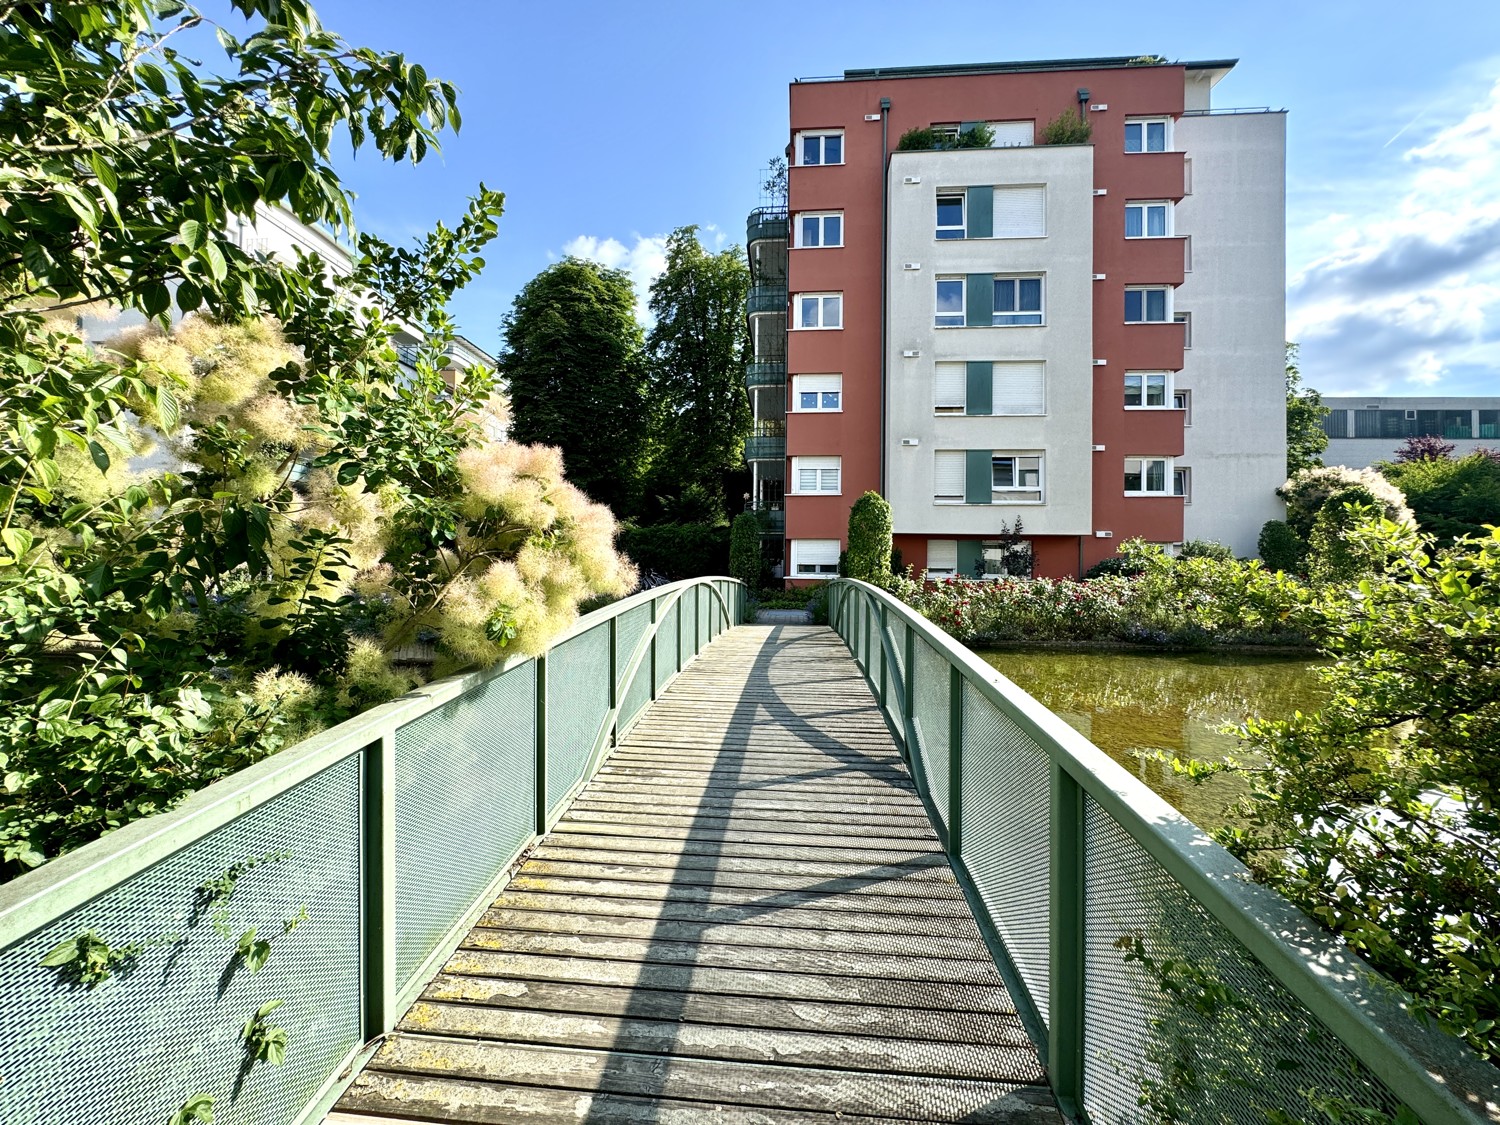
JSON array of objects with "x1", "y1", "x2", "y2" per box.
[
  {"x1": 1049, "y1": 762, "x2": 1087, "y2": 1118},
  {"x1": 362, "y1": 731, "x2": 397, "y2": 1037},
  {"x1": 649, "y1": 597, "x2": 659, "y2": 700},
  {"x1": 676, "y1": 593, "x2": 684, "y2": 673},
  {"x1": 535, "y1": 654, "x2": 549, "y2": 833},
  {"x1": 877, "y1": 603, "x2": 888, "y2": 711},
  {"x1": 902, "y1": 624, "x2": 917, "y2": 766},
  {"x1": 607, "y1": 615, "x2": 618, "y2": 746},
  {"x1": 948, "y1": 664, "x2": 964, "y2": 857}
]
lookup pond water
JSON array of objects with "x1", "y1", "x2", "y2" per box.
[{"x1": 976, "y1": 649, "x2": 1326, "y2": 831}]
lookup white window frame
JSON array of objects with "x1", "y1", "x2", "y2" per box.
[
  {"x1": 1124, "y1": 117, "x2": 1172, "y2": 153},
  {"x1": 1124, "y1": 371, "x2": 1172, "y2": 410},
  {"x1": 794, "y1": 292, "x2": 842, "y2": 330},
  {"x1": 1174, "y1": 466, "x2": 1192, "y2": 503},
  {"x1": 1174, "y1": 388, "x2": 1191, "y2": 424},
  {"x1": 934, "y1": 450, "x2": 965, "y2": 504},
  {"x1": 792, "y1": 373, "x2": 842, "y2": 413},
  {"x1": 795, "y1": 130, "x2": 844, "y2": 167},
  {"x1": 933, "y1": 362, "x2": 966, "y2": 414},
  {"x1": 992, "y1": 185, "x2": 1047, "y2": 239},
  {"x1": 936, "y1": 192, "x2": 965, "y2": 240},
  {"x1": 926, "y1": 539, "x2": 958, "y2": 577},
  {"x1": 790, "y1": 538, "x2": 841, "y2": 578},
  {"x1": 794, "y1": 211, "x2": 844, "y2": 249},
  {"x1": 1124, "y1": 456, "x2": 1174, "y2": 496},
  {"x1": 993, "y1": 275, "x2": 1044, "y2": 326},
  {"x1": 790, "y1": 456, "x2": 842, "y2": 496},
  {"x1": 991, "y1": 453, "x2": 1044, "y2": 503},
  {"x1": 1124, "y1": 200, "x2": 1173, "y2": 239},
  {"x1": 1124, "y1": 285, "x2": 1172, "y2": 324},
  {"x1": 935, "y1": 277, "x2": 966, "y2": 328},
  {"x1": 1175, "y1": 310, "x2": 1192, "y2": 348}
]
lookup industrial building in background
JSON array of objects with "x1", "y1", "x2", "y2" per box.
[{"x1": 745, "y1": 56, "x2": 1286, "y2": 581}]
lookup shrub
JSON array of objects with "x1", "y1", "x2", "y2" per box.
[
  {"x1": 1394, "y1": 433, "x2": 1457, "y2": 462},
  {"x1": 1278, "y1": 465, "x2": 1411, "y2": 540},
  {"x1": 895, "y1": 122, "x2": 995, "y2": 151},
  {"x1": 618, "y1": 522, "x2": 729, "y2": 581},
  {"x1": 1257, "y1": 520, "x2": 1304, "y2": 573},
  {"x1": 1040, "y1": 108, "x2": 1092, "y2": 145},
  {"x1": 729, "y1": 513, "x2": 761, "y2": 593},
  {"x1": 1179, "y1": 539, "x2": 1233, "y2": 561},
  {"x1": 845, "y1": 491, "x2": 893, "y2": 584},
  {"x1": 1381, "y1": 451, "x2": 1500, "y2": 544}
]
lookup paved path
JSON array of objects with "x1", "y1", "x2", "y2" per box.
[{"x1": 329, "y1": 625, "x2": 1059, "y2": 1123}]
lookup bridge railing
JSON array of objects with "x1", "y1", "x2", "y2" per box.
[
  {"x1": 830, "y1": 578, "x2": 1500, "y2": 1125},
  {"x1": 0, "y1": 577, "x2": 743, "y2": 1125}
]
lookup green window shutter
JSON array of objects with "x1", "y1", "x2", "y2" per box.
[
  {"x1": 965, "y1": 449, "x2": 992, "y2": 504},
  {"x1": 966, "y1": 274, "x2": 993, "y2": 326},
  {"x1": 966, "y1": 186, "x2": 993, "y2": 239},
  {"x1": 957, "y1": 539, "x2": 983, "y2": 578},
  {"x1": 965, "y1": 361, "x2": 992, "y2": 416}
]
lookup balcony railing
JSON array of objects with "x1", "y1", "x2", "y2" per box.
[
  {"x1": 744, "y1": 433, "x2": 786, "y2": 462},
  {"x1": 756, "y1": 506, "x2": 785, "y2": 536},
  {"x1": 747, "y1": 283, "x2": 787, "y2": 316},
  {"x1": 746, "y1": 207, "x2": 789, "y2": 244},
  {"x1": 745, "y1": 360, "x2": 787, "y2": 390}
]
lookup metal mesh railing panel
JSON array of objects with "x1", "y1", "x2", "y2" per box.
[
  {"x1": 866, "y1": 600, "x2": 884, "y2": 710},
  {"x1": 393, "y1": 662, "x2": 536, "y2": 986},
  {"x1": 545, "y1": 625, "x2": 612, "y2": 814},
  {"x1": 1081, "y1": 799, "x2": 1406, "y2": 1123},
  {"x1": 654, "y1": 598, "x2": 680, "y2": 692},
  {"x1": 960, "y1": 680, "x2": 1052, "y2": 1026},
  {"x1": 696, "y1": 585, "x2": 711, "y2": 651},
  {"x1": 911, "y1": 635, "x2": 952, "y2": 824},
  {"x1": 615, "y1": 602, "x2": 653, "y2": 733},
  {"x1": 0, "y1": 757, "x2": 364, "y2": 1125}
]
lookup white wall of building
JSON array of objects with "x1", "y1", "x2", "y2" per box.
[
  {"x1": 1174, "y1": 111, "x2": 1288, "y2": 554},
  {"x1": 885, "y1": 145, "x2": 1095, "y2": 537}
]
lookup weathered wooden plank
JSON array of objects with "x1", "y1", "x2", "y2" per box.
[
  {"x1": 548, "y1": 819, "x2": 938, "y2": 851},
  {"x1": 421, "y1": 973, "x2": 1027, "y2": 1044},
  {"x1": 560, "y1": 808, "x2": 937, "y2": 839},
  {"x1": 517, "y1": 858, "x2": 967, "y2": 900},
  {"x1": 547, "y1": 831, "x2": 940, "y2": 863},
  {"x1": 398, "y1": 1000, "x2": 1044, "y2": 1082},
  {"x1": 360, "y1": 1035, "x2": 1054, "y2": 1123},
  {"x1": 600, "y1": 762, "x2": 911, "y2": 783},
  {"x1": 569, "y1": 788, "x2": 930, "y2": 817},
  {"x1": 569, "y1": 800, "x2": 932, "y2": 830},
  {"x1": 528, "y1": 845, "x2": 953, "y2": 882}
]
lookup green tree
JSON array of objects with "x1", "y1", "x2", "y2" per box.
[
  {"x1": 845, "y1": 491, "x2": 892, "y2": 583},
  {"x1": 729, "y1": 512, "x2": 761, "y2": 593},
  {"x1": 500, "y1": 259, "x2": 650, "y2": 518},
  {"x1": 643, "y1": 227, "x2": 751, "y2": 523},
  {"x1": 1285, "y1": 343, "x2": 1330, "y2": 476},
  {"x1": 1381, "y1": 451, "x2": 1500, "y2": 545}
]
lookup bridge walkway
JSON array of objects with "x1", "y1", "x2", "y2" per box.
[{"x1": 329, "y1": 625, "x2": 1060, "y2": 1123}]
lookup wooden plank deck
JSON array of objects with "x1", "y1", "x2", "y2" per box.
[{"x1": 330, "y1": 625, "x2": 1060, "y2": 1124}]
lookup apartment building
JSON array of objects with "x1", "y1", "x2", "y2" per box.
[
  {"x1": 1319, "y1": 397, "x2": 1500, "y2": 468},
  {"x1": 745, "y1": 57, "x2": 1286, "y2": 580}
]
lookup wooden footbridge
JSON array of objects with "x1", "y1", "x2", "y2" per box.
[{"x1": 0, "y1": 578, "x2": 1494, "y2": 1125}]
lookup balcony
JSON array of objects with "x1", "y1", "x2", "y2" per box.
[
  {"x1": 744, "y1": 422, "x2": 786, "y2": 462},
  {"x1": 747, "y1": 283, "x2": 787, "y2": 316},
  {"x1": 745, "y1": 360, "x2": 786, "y2": 390},
  {"x1": 746, "y1": 207, "x2": 789, "y2": 245},
  {"x1": 756, "y1": 506, "x2": 785, "y2": 536}
]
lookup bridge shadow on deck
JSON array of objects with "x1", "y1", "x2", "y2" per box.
[{"x1": 330, "y1": 625, "x2": 1060, "y2": 1124}]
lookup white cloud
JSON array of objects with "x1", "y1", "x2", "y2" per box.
[
  {"x1": 1289, "y1": 76, "x2": 1500, "y2": 394},
  {"x1": 559, "y1": 233, "x2": 669, "y2": 324}
]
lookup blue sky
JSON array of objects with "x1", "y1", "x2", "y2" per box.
[{"x1": 301, "y1": 0, "x2": 1500, "y2": 397}]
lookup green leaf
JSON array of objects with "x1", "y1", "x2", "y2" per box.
[
  {"x1": 178, "y1": 219, "x2": 206, "y2": 252},
  {"x1": 1, "y1": 528, "x2": 35, "y2": 560},
  {"x1": 39, "y1": 938, "x2": 80, "y2": 968},
  {"x1": 87, "y1": 440, "x2": 110, "y2": 473}
]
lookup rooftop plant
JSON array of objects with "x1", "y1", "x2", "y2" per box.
[
  {"x1": 896, "y1": 122, "x2": 996, "y2": 151},
  {"x1": 1040, "y1": 108, "x2": 1093, "y2": 145}
]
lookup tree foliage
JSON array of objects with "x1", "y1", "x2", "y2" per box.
[
  {"x1": 845, "y1": 492, "x2": 893, "y2": 584},
  {"x1": 642, "y1": 227, "x2": 751, "y2": 523},
  {"x1": 0, "y1": 0, "x2": 633, "y2": 876},
  {"x1": 1222, "y1": 519, "x2": 1500, "y2": 1063},
  {"x1": 1284, "y1": 343, "x2": 1329, "y2": 476},
  {"x1": 895, "y1": 122, "x2": 995, "y2": 151},
  {"x1": 729, "y1": 512, "x2": 761, "y2": 593},
  {"x1": 1040, "y1": 109, "x2": 1092, "y2": 145},
  {"x1": 1381, "y1": 451, "x2": 1500, "y2": 545},
  {"x1": 500, "y1": 258, "x2": 650, "y2": 518}
]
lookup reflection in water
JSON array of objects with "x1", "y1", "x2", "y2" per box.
[{"x1": 978, "y1": 649, "x2": 1325, "y2": 831}]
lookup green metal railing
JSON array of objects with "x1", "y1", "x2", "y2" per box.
[
  {"x1": 746, "y1": 206, "x2": 789, "y2": 244},
  {"x1": 0, "y1": 577, "x2": 743, "y2": 1125},
  {"x1": 745, "y1": 359, "x2": 787, "y2": 390},
  {"x1": 829, "y1": 578, "x2": 1500, "y2": 1125},
  {"x1": 743, "y1": 433, "x2": 786, "y2": 462},
  {"x1": 746, "y1": 282, "x2": 787, "y2": 315}
]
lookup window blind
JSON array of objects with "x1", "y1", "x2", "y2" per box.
[
  {"x1": 795, "y1": 374, "x2": 840, "y2": 394},
  {"x1": 793, "y1": 456, "x2": 840, "y2": 493},
  {"x1": 933, "y1": 364, "x2": 965, "y2": 412},
  {"x1": 990, "y1": 120, "x2": 1034, "y2": 148},
  {"x1": 993, "y1": 185, "x2": 1045, "y2": 237},
  {"x1": 792, "y1": 539, "x2": 839, "y2": 571},
  {"x1": 993, "y1": 362, "x2": 1044, "y2": 415},
  {"x1": 934, "y1": 450, "x2": 965, "y2": 499},
  {"x1": 927, "y1": 539, "x2": 958, "y2": 572}
]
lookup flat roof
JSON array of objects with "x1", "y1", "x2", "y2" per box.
[{"x1": 832, "y1": 56, "x2": 1237, "y2": 82}]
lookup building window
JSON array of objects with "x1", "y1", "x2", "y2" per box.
[
  {"x1": 1480, "y1": 409, "x2": 1500, "y2": 439},
  {"x1": 795, "y1": 212, "x2": 843, "y2": 248},
  {"x1": 796, "y1": 130, "x2": 843, "y2": 166},
  {"x1": 990, "y1": 120, "x2": 1035, "y2": 147},
  {"x1": 936, "y1": 193, "x2": 965, "y2": 240},
  {"x1": 1173, "y1": 389, "x2": 1191, "y2": 424},
  {"x1": 1125, "y1": 456, "x2": 1172, "y2": 495},
  {"x1": 935, "y1": 277, "x2": 966, "y2": 327},
  {"x1": 1320, "y1": 410, "x2": 1349, "y2": 439},
  {"x1": 795, "y1": 292, "x2": 842, "y2": 329},
  {"x1": 1173, "y1": 467, "x2": 1191, "y2": 502},
  {"x1": 792, "y1": 373, "x2": 841, "y2": 412},
  {"x1": 1125, "y1": 117, "x2": 1170, "y2": 153},
  {"x1": 1124, "y1": 371, "x2": 1171, "y2": 409},
  {"x1": 992, "y1": 454, "x2": 1042, "y2": 501},
  {"x1": 994, "y1": 277, "x2": 1043, "y2": 325},
  {"x1": 934, "y1": 450, "x2": 965, "y2": 503},
  {"x1": 994, "y1": 185, "x2": 1046, "y2": 238},
  {"x1": 1125, "y1": 286, "x2": 1171, "y2": 323},
  {"x1": 1174, "y1": 310, "x2": 1192, "y2": 348},
  {"x1": 927, "y1": 539, "x2": 958, "y2": 577},
  {"x1": 790, "y1": 538, "x2": 840, "y2": 577},
  {"x1": 791, "y1": 456, "x2": 841, "y2": 495},
  {"x1": 1125, "y1": 201, "x2": 1172, "y2": 238},
  {"x1": 933, "y1": 361, "x2": 1044, "y2": 415}
]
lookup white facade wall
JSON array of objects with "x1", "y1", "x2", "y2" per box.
[
  {"x1": 884, "y1": 146, "x2": 1095, "y2": 537},
  {"x1": 1174, "y1": 112, "x2": 1288, "y2": 555}
]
